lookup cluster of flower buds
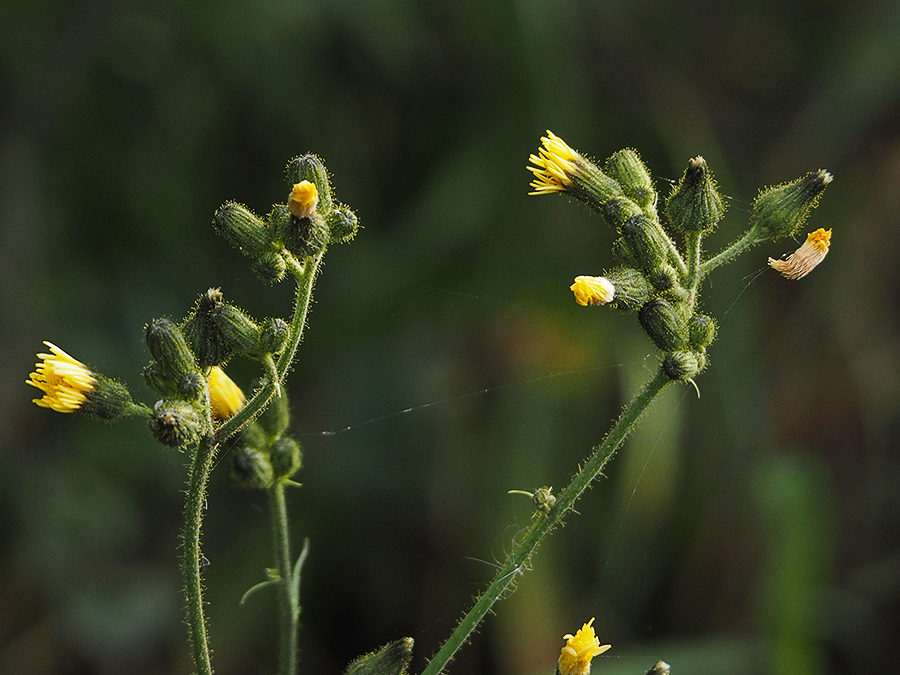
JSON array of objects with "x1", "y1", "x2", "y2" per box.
[
  {"x1": 214, "y1": 154, "x2": 359, "y2": 283},
  {"x1": 143, "y1": 287, "x2": 290, "y2": 448},
  {"x1": 229, "y1": 384, "x2": 303, "y2": 489},
  {"x1": 529, "y1": 131, "x2": 832, "y2": 383}
]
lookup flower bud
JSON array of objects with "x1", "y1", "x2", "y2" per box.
[
  {"x1": 182, "y1": 289, "x2": 234, "y2": 368},
  {"x1": 213, "y1": 202, "x2": 275, "y2": 259},
  {"x1": 638, "y1": 298, "x2": 689, "y2": 352},
  {"x1": 661, "y1": 350, "x2": 702, "y2": 381},
  {"x1": 665, "y1": 156, "x2": 726, "y2": 233},
  {"x1": 327, "y1": 205, "x2": 360, "y2": 244},
  {"x1": 345, "y1": 638, "x2": 414, "y2": 675},
  {"x1": 258, "y1": 317, "x2": 289, "y2": 356},
  {"x1": 251, "y1": 251, "x2": 287, "y2": 284},
  {"x1": 605, "y1": 149, "x2": 656, "y2": 213},
  {"x1": 145, "y1": 318, "x2": 198, "y2": 382},
  {"x1": 749, "y1": 169, "x2": 832, "y2": 240},
  {"x1": 150, "y1": 400, "x2": 202, "y2": 448},
  {"x1": 270, "y1": 436, "x2": 302, "y2": 481},
  {"x1": 286, "y1": 154, "x2": 333, "y2": 214},
  {"x1": 229, "y1": 446, "x2": 274, "y2": 490},
  {"x1": 604, "y1": 266, "x2": 653, "y2": 311},
  {"x1": 275, "y1": 200, "x2": 330, "y2": 260},
  {"x1": 211, "y1": 304, "x2": 261, "y2": 356},
  {"x1": 688, "y1": 313, "x2": 717, "y2": 349},
  {"x1": 601, "y1": 195, "x2": 644, "y2": 231},
  {"x1": 616, "y1": 215, "x2": 681, "y2": 274},
  {"x1": 570, "y1": 276, "x2": 616, "y2": 307}
]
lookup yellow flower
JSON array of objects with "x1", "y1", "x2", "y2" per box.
[
  {"x1": 27, "y1": 341, "x2": 97, "y2": 413},
  {"x1": 208, "y1": 366, "x2": 246, "y2": 420},
  {"x1": 288, "y1": 180, "x2": 319, "y2": 218},
  {"x1": 768, "y1": 227, "x2": 832, "y2": 279},
  {"x1": 558, "y1": 618, "x2": 611, "y2": 675},
  {"x1": 570, "y1": 276, "x2": 616, "y2": 306},
  {"x1": 528, "y1": 130, "x2": 580, "y2": 195}
]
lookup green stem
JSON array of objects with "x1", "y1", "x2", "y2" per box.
[
  {"x1": 700, "y1": 227, "x2": 765, "y2": 277},
  {"x1": 683, "y1": 231, "x2": 703, "y2": 307},
  {"x1": 183, "y1": 435, "x2": 219, "y2": 675},
  {"x1": 421, "y1": 367, "x2": 671, "y2": 675},
  {"x1": 269, "y1": 482, "x2": 299, "y2": 675}
]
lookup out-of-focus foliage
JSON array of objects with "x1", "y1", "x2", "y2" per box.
[{"x1": 2, "y1": 1, "x2": 899, "y2": 674}]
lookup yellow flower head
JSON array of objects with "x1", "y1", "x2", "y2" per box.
[
  {"x1": 27, "y1": 341, "x2": 97, "y2": 413},
  {"x1": 558, "y1": 618, "x2": 611, "y2": 675},
  {"x1": 528, "y1": 130, "x2": 581, "y2": 195},
  {"x1": 768, "y1": 227, "x2": 832, "y2": 279},
  {"x1": 570, "y1": 276, "x2": 616, "y2": 306},
  {"x1": 288, "y1": 180, "x2": 319, "y2": 218},
  {"x1": 208, "y1": 366, "x2": 246, "y2": 420}
]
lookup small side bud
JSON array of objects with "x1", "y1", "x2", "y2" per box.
[
  {"x1": 638, "y1": 298, "x2": 689, "y2": 352},
  {"x1": 182, "y1": 289, "x2": 233, "y2": 368},
  {"x1": 345, "y1": 638, "x2": 414, "y2": 675},
  {"x1": 213, "y1": 202, "x2": 275, "y2": 259},
  {"x1": 605, "y1": 149, "x2": 657, "y2": 214},
  {"x1": 251, "y1": 251, "x2": 288, "y2": 284},
  {"x1": 150, "y1": 400, "x2": 202, "y2": 448},
  {"x1": 258, "y1": 318, "x2": 289, "y2": 356},
  {"x1": 661, "y1": 350, "x2": 702, "y2": 381},
  {"x1": 257, "y1": 387, "x2": 291, "y2": 438},
  {"x1": 229, "y1": 446, "x2": 274, "y2": 490},
  {"x1": 270, "y1": 436, "x2": 303, "y2": 481},
  {"x1": 145, "y1": 319, "x2": 198, "y2": 384},
  {"x1": 665, "y1": 156, "x2": 726, "y2": 233},
  {"x1": 286, "y1": 154, "x2": 333, "y2": 214},
  {"x1": 211, "y1": 304, "x2": 261, "y2": 356},
  {"x1": 327, "y1": 205, "x2": 360, "y2": 244},
  {"x1": 749, "y1": 169, "x2": 832, "y2": 240},
  {"x1": 688, "y1": 313, "x2": 717, "y2": 349},
  {"x1": 533, "y1": 486, "x2": 556, "y2": 514}
]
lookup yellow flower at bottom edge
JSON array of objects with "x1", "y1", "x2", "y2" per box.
[
  {"x1": 558, "y1": 618, "x2": 611, "y2": 675},
  {"x1": 288, "y1": 180, "x2": 319, "y2": 218},
  {"x1": 768, "y1": 227, "x2": 832, "y2": 279},
  {"x1": 27, "y1": 341, "x2": 97, "y2": 413},
  {"x1": 570, "y1": 276, "x2": 616, "y2": 306},
  {"x1": 208, "y1": 366, "x2": 246, "y2": 420}
]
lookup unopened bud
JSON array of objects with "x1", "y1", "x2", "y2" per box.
[
  {"x1": 688, "y1": 313, "x2": 717, "y2": 349},
  {"x1": 638, "y1": 298, "x2": 689, "y2": 352},
  {"x1": 604, "y1": 266, "x2": 653, "y2": 311},
  {"x1": 214, "y1": 202, "x2": 275, "y2": 259},
  {"x1": 145, "y1": 319, "x2": 197, "y2": 384},
  {"x1": 661, "y1": 350, "x2": 702, "y2": 381},
  {"x1": 150, "y1": 400, "x2": 202, "y2": 448},
  {"x1": 286, "y1": 154, "x2": 333, "y2": 214},
  {"x1": 749, "y1": 169, "x2": 832, "y2": 240},
  {"x1": 327, "y1": 205, "x2": 360, "y2": 244},
  {"x1": 251, "y1": 251, "x2": 288, "y2": 284},
  {"x1": 257, "y1": 387, "x2": 291, "y2": 438},
  {"x1": 182, "y1": 289, "x2": 233, "y2": 368},
  {"x1": 345, "y1": 638, "x2": 414, "y2": 675},
  {"x1": 605, "y1": 149, "x2": 656, "y2": 214},
  {"x1": 258, "y1": 318, "x2": 289, "y2": 356},
  {"x1": 212, "y1": 304, "x2": 261, "y2": 356},
  {"x1": 616, "y1": 215, "x2": 682, "y2": 274},
  {"x1": 665, "y1": 156, "x2": 726, "y2": 233},
  {"x1": 270, "y1": 436, "x2": 302, "y2": 481},
  {"x1": 229, "y1": 446, "x2": 274, "y2": 490}
]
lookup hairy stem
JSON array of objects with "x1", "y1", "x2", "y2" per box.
[
  {"x1": 421, "y1": 367, "x2": 671, "y2": 675},
  {"x1": 269, "y1": 482, "x2": 299, "y2": 675}
]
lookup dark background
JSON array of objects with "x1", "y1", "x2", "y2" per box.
[{"x1": 2, "y1": 1, "x2": 899, "y2": 674}]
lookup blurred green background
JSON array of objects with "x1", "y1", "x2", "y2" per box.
[{"x1": 2, "y1": 1, "x2": 899, "y2": 673}]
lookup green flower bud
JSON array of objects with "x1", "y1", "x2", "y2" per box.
[
  {"x1": 258, "y1": 317, "x2": 289, "y2": 356},
  {"x1": 616, "y1": 215, "x2": 681, "y2": 274},
  {"x1": 605, "y1": 149, "x2": 656, "y2": 214},
  {"x1": 213, "y1": 202, "x2": 275, "y2": 259},
  {"x1": 603, "y1": 266, "x2": 653, "y2": 311},
  {"x1": 602, "y1": 195, "x2": 645, "y2": 231},
  {"x1": 150, "y1": 400, "x2": 202, "y2": 448},
  {"x1": 257, "y1": 387, "x2": 291, "y2": 438},
  {"x1": 327, "y1": 205, "x2": 360, "y2": 244},
  {"x1": 229, "y1": 446, "x2": 274, "y2": 490},
  {"x1": 661, "y1": 350, "x2": 701, "y2": 381},
  {"x1": 273, "y1": 202, "x2": 330, "y2": 260},
  {"x1": 182, "y1": 289, "x2": 234, "y2": 368},
  {"x1": 251, "y1": 251, "x2": 287, "y2": 284},
  {"x1": 286, "y1": 154, "x2": 333, "y2": 214},
  {"x1": 212, "y1": 304, "x2": 261, "y2": 356},
  {"x1": 688, "y1": 313, "x2": 717, "y2": 349},
  {"x1": 270, "y1": 436, "x2": 302, "y2": 481},
  {"x1": 145, "y1": 318, "x2": 197, "y2": 382},
  {"x1": 638, "y1": 298, "x2": 690, "y2": 352},
  {"x1": 345, "y1": 638, "x2": 414, "y2": 675},
  {"x1": 665, "y1": 156, "x2": 726, "y2": 233},
  {"x1": 749, "y1": 169, "x2": 832, "y2": 240}
]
